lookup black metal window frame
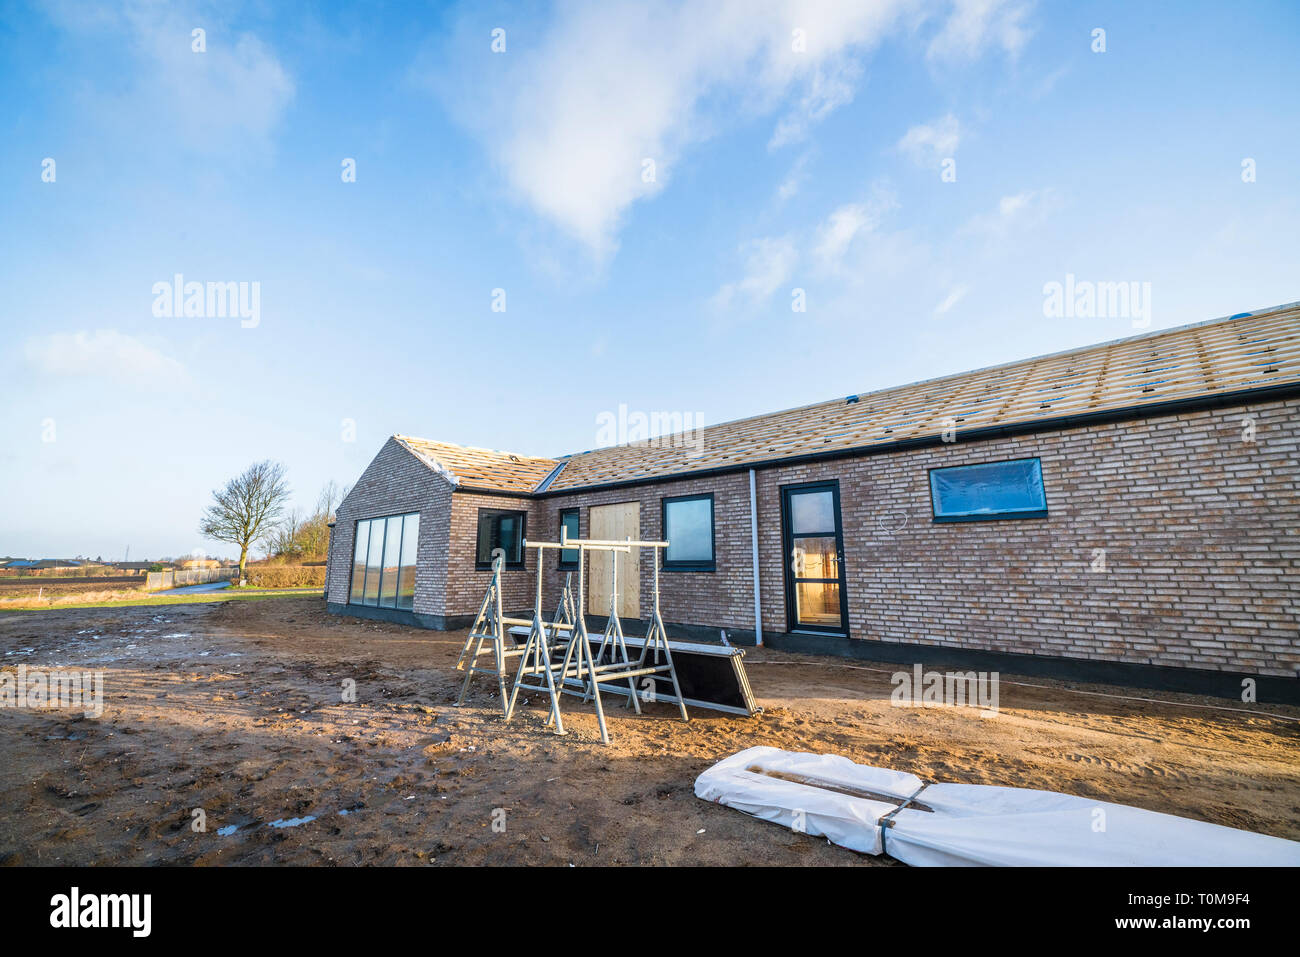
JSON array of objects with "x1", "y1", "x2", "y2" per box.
[
  {"x1": 557, "y1": 507, "x2": 580, "y2": 568},
  {"x1": 927, "y1": 456, "x2": 1049, "y2": 523},
  {"x1": 779, "y1": 479, "x2": 850, "y2": 636},
  {"x1": 346, "y1": 511, "x2": 420, "y2": 609},
  {"x1": 660, "y1": 492, "x2": 716, "y2": 572},
  {"x1": 475, "y1": 508, "x2": 528, "y2": 569}
]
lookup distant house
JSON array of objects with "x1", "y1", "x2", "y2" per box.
[
  {"x1": 3, "y1": 559, "x2": 83, "y2": 572},
  {"x1": 1, "y1": 558, "x2": 109, "y2": 573},
  {"x1": 326, "y1": 303, "x2": 1300, "y2": 701}
]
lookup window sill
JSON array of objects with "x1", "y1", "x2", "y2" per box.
[{"x1": 932, "y1": 510, "x2": 1048, "y2": 523}]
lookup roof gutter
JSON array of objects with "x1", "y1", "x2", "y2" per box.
[{"x1": 449, "y1": 485, "x2": 545, "y2": 499}]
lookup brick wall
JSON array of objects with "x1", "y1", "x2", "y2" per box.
[
  {"x1": 539, "y1": 474, "x2": 756, "y2": 631},
  {"x1": 335, "y1": 399, "x2": 1299, "y2": 678},
  {"x1": 807, "y1": 399, "x2": 1298, "y2": 677},
  {"x1": 446, "y1": 491, "x2": 540, "y2": 617},
  {"x1": 532, "y1": 399, "x2": 1298, "y2": 677},
  {"x1": 326, "y1": 437, "x2": 453, "y2": 617}
]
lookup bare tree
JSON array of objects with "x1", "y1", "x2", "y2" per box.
[
  {"x1": 316, "y1": 480, "x2": 347, "y2": 519},
  {"x1": 261, "y1": 509, "x2": 303, "y2": 560},
  {"x1": 297, "y1": 481, "x2": 349, "y2": 560},
  {"x1": 257, "y1": 480, "x2": 350, "y2": 563},
  {"x1": 199, "y1": 460, "x2": 290, "y2": 583}
]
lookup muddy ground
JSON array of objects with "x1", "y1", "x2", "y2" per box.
[{"x1": 0, "y1": 597, "x2": 1296, "y2": 866}]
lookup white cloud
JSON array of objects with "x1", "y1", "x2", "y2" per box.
[
  {"x1": 710, "y1": 236, "x2": 799, "y2": 310},
  {"x1": 897, "y1": 113, "x2": 961, "y2": 167},
  {"x1": 24, "y1": 330, "x2": 190, "y2": 386},
  {"x1": 996, "y1": 192, "x2": 1032, "y2": 217},
  {"x1": 1032, "y1": 64, "x2": 1069, "y2": 100},
  {"x1": 776, "y1": 151, "x2": 812, "y2": 202},
  {"x1": 768, "y1": 59, "x2": 863, "y2": 150},
  {"x1": 811, "y1": 187, "x2": 898, "y2": 274},
  {"x1": 422, "y1": 0, "x2": 1037, "y2": 261},
  {"x1": 425, "y1": 0, "x2": 918, "y2": 259},
  {"x1": 141, "y1": 32, "x2": 294, "y2": 151},
  {"x1": 812, "y1": 204, "x2": 874, "y2": 273},
  {"x1": 934, "y1": 285, "x2": 969, "y2": 314},
  {"x1": 47, "y1": 1, "x2": 294, "y2": 153},
  {"x1": 712, "y1": 182, "x2": 898, "y2": 308},
  {"x1": 928, "y1": 0, "x2": 1033, "y2": 62},
  {"x1": 961, "y1": 188, "x2": 1058, "y2": 240}
]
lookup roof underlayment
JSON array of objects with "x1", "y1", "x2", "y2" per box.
[
  {"x1": 395, "y1": 301, "x2": 1300, "y2": 495},
  {"x1": 395, "y1": 436, "x2": 558, "y2": 494}
]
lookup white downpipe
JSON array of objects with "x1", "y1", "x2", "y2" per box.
[{"x1": 749, "y1": 468, "x2": 763, "y2": 646}]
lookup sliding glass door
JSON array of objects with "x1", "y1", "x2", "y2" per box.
[{"x1": 781, "y1": 481, "x2": 849, "y2": 634}]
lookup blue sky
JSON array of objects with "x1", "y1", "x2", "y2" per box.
[{"x1": 1, "y1": 0, "x2": 1297, "y2": 560}]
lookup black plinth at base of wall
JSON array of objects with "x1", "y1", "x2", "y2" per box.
[
  {"x1": 762, "y1": 632, "x2": 1300, "y2": 706},
  {"x1": 326, "y1": 601, "x2": 474, "y2": 631}
]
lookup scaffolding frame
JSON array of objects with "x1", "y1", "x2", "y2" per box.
[
  {"x1": 454, "y1": 553, "x2": 533, "y2": 714},
  {"x1": 505, "y1": 531, "x2": 689, "y2": 744}
]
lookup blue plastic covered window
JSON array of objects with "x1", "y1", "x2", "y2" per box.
[{"x1": 929, "y1": 458, "x2": 1047, "y2": 522}]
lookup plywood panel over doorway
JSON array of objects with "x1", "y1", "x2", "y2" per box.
[{"x1": 588, "y1": 502, "x2": 640, "y2": 618}]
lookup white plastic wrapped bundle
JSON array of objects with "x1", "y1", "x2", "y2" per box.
[{"x1": 695, "y1": 747, "x2": 1300, "y2": 866}]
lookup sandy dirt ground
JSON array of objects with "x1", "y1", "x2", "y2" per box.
[{"x1": 0, "y1": 597, "x2": 1296, "y2": 866}]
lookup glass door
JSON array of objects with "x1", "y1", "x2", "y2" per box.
[{"x1": 781, "y1": 481, "x2": 848, "y2": 634}]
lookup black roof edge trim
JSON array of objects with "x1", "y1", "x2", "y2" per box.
[{"x1": 450, "y1": 485, "x2": 537, "y2": 500}]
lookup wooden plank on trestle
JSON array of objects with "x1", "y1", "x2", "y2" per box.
[{"x1": 588, "y1": 502, "x2": 639, "y2": 618}]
